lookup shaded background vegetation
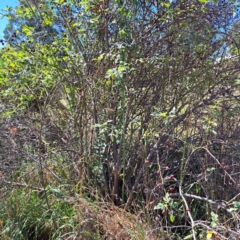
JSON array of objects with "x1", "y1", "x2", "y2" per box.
[{"x1": 0, "y1": 0, "x2": 240, "y2": 239}]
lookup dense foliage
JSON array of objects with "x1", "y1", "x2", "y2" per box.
[{"x1": 0, "y1": 0, "x2": 240, "y2": 239}]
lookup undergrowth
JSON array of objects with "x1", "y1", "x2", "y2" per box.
[{"x1": 0, "y1": 0, "x2": 240, "y2": 239}]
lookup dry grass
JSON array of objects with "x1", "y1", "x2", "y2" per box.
[{"x1": 72, "y1": 196, "x2": 161, "y2": 240}]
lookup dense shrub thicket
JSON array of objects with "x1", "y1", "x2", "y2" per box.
[{"x1": 0, "y1": 0, "x2": 240, "y2": 239}]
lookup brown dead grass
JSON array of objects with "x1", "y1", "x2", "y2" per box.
[{"x1": 73, "y1": 196, "x2": 164, "y2": 240}]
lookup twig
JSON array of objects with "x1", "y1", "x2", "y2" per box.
[
  {"x1": 195, "y1": 221, "x2": 240, "y2": 238},
  {"x1": 3, "y1": 179, "x2": 44, "y2": 191},
  {"x1": 178, "y1": 183, "x2": 197, "y2": 240},
  {"x1": 170, "y1": 193, "x2": 240, "y2": 219},
  {"x1": 203, "y1": 147, "x2": 236, "y2": 184},
  {"x1": 124, "y1": 93, "x2": 230, "y2": 210}
]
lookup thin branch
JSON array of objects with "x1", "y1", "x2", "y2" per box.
[
  {"x1": 170, "y1": 193, "x2": 240, "y2": 220},
  {"x1": 203, "y1": 147, "x2": 236, "y2": 184},
  {"x1": 178, "y1": 183, "x2": 197, "y2": 240}
]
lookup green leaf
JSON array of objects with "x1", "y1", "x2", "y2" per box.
[
  {"x1": 163, "y1": 193, "x2": 171, "y2": 203},
  {"x1": 44, "y1": 16, "x2": 54, "y2": 26},
  {"x1": 195, "y1": 184, "x2": 200, "y2": 194},
  {"x1": 154, "y1": 203, "x2": 165, "y2": 210},
  {"x1": 119, "y1": 29, "x2": 126, "y2": 36},
  {"x1": 79, "y1": 0, "x2": 88, "y2": 4},
  {"x1": 170, "y1": 214, "x2": 175, "y2": 223},
  {"x1": 159, "y1": 112, "x2": 168, "y2": 117},
  {"x1": 161, "y1": 2, "x2": 170, "y2": 8},
  {"x1": 206, "y1": 167, "x2": 215, "y2": 172},
  {"x1": 233, "y1": 201, "x2": 240, "y2": 209},
  {"x1": 106, "y1": 80, "x2": 111, "y2": 86},
  {"x1": 22, "y1": 25, "x2": 35, "y2": 36},
  {"x1": 235, "y1": 79, "x2": 240, "y2": 85},
  {"x1": 210, "y1": 212, "x2": 218, "y2": 227},
  {"x1": 184, "y1": 234, "x2": 193, "y2": 239},
  {"x1": 206, "y1": 231, "x2": 216, "y2": 239},
  {"x1": 93, "y1": 53, "x2": 105, "y2": 61}
]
